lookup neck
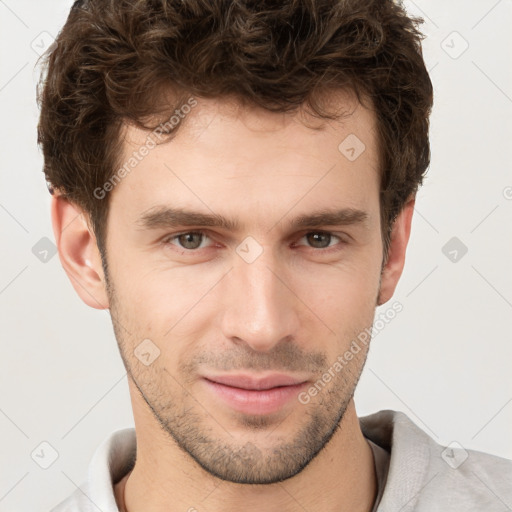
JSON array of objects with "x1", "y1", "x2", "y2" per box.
[{"x1": 115, "y1": 396, "x2": 377, "y2": 512}]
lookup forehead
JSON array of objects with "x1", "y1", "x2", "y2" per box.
[
  {"x1": 110, "y1": 92, "x2": 380, "y2": 228},
  {"x1": 156, "y1": 91, "x2": 371, "y2": 149},
  {"x1": 120, "y1": 89, "x2": 378, "y2": 159}
]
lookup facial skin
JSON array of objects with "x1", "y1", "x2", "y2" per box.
[{"x1": 52, "y1": 90, "x2": 414, "y2": 512}]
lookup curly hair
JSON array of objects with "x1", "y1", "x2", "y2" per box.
[{"x1": 37, "y1": 0, "x2": 433, "y2": 266}]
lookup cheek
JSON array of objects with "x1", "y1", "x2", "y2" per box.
[
  {"x1": 293, "y1": 256, "x2": 380, "y2": 338},
  {"x1": 113, "y1": 264, "x2": 220, "y2": 342},
  {"x1": 304, "y1": 246, "x2": 380, "y2": 296},
  {"x1": 312, "y1": 282, "x2": 376, "y2": 328}
]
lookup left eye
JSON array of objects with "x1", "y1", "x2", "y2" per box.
[{"x1": 296, "y1": 232, "x2": 343, "y2": 249}]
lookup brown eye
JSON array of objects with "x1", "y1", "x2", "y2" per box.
[
  {"x1": 177, "y1": 232, "x2": 204, "y2": 249},
  {"x1": 305, "y1": 232, "x2": 333, "y2": 249},
  {"x1": 163, "y1": 231, "x2": 209, "y2": 250},
  {"x1": 293, "y1": 231, "x2": 347, "y2": 254}
]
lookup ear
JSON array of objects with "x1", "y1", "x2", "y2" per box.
[
  {"x1": 377, "y1": 195, "x2": 415, "y2": 306},
  {"x1": 51, "y1": 193, "x2": 109, "y2": 309}
]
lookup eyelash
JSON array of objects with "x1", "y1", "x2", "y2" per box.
[{"x1": 161, "y1": 230, "x2": 347, "y2": 254}]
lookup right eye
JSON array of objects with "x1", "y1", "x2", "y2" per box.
[{"x1": 161, "y1": 231, "x2": 213, "y2": 251}]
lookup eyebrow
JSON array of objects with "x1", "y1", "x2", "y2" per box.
[{"x1": 135, "y1": 206, "x2": 369, "y2": 232}]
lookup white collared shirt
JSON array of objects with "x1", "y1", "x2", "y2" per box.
[{"x1": 49, "y1": 410, "x2": 512, "y2": 512}]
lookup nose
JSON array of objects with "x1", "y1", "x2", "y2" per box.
[{"x1": 220, "y1": 248, "x2": 301, "y2": 353}]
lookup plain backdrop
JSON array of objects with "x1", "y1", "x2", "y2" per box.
[{"x1": 1, "y1": 1, "x2": 511, "y2": 511}]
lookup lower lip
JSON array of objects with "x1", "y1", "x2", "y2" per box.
[{"x1": 202, "y1": 378, "x2": 308, "y2": 415}]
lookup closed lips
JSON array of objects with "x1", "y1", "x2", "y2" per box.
[{"x1": 202, "y1": 374, "x2": 308, "y2": 391}]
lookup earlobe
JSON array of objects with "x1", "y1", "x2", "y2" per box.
[
  {"x1": 377, "y1": 195, "x2": 415, "y2": 306},
  {"x1": 51, "y1": 193, "x2": 109, "y2": 310}
]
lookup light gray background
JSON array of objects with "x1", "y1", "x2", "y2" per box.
[{"x1": 1, "y1": 1, "x2": 511, "y2": 511}]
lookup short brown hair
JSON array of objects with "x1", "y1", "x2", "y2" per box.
[{"x1": 37, "y1": 0, "x2": 433, "y2": 267}]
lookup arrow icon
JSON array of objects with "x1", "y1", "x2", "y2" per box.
[
  {"x1": 338, "y1": 134, "x2": 365, "y2": 161},
  {"x1": 442, "y1": 237, "x2": 467, "y2": 263},
  {"x1": 441, "y1": 441, "x2": 468, "y2": 469},
  {"x1": 31, "y1": 441, "x2": 59, "y2": 469},
  {"x1": 32, "y1": 236, "x2": 57, "y2": 262},
  {"x1": 134, "y1": 339, "x2": 160, "y2": 365},
  {"x1": 236, "y1": 236, "x2": 263, "y2": 263},
  {"x1": 441, "y1": 31, "x2": 469, "y2": 60}
]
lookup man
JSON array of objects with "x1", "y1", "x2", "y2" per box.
[{"x1": 38, "y1": 0, "x2": 511, "y2": 511}]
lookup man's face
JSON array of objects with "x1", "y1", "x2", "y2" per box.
[{"x1": 105, "y1": 93, "x2": 383, "y2": 484}]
